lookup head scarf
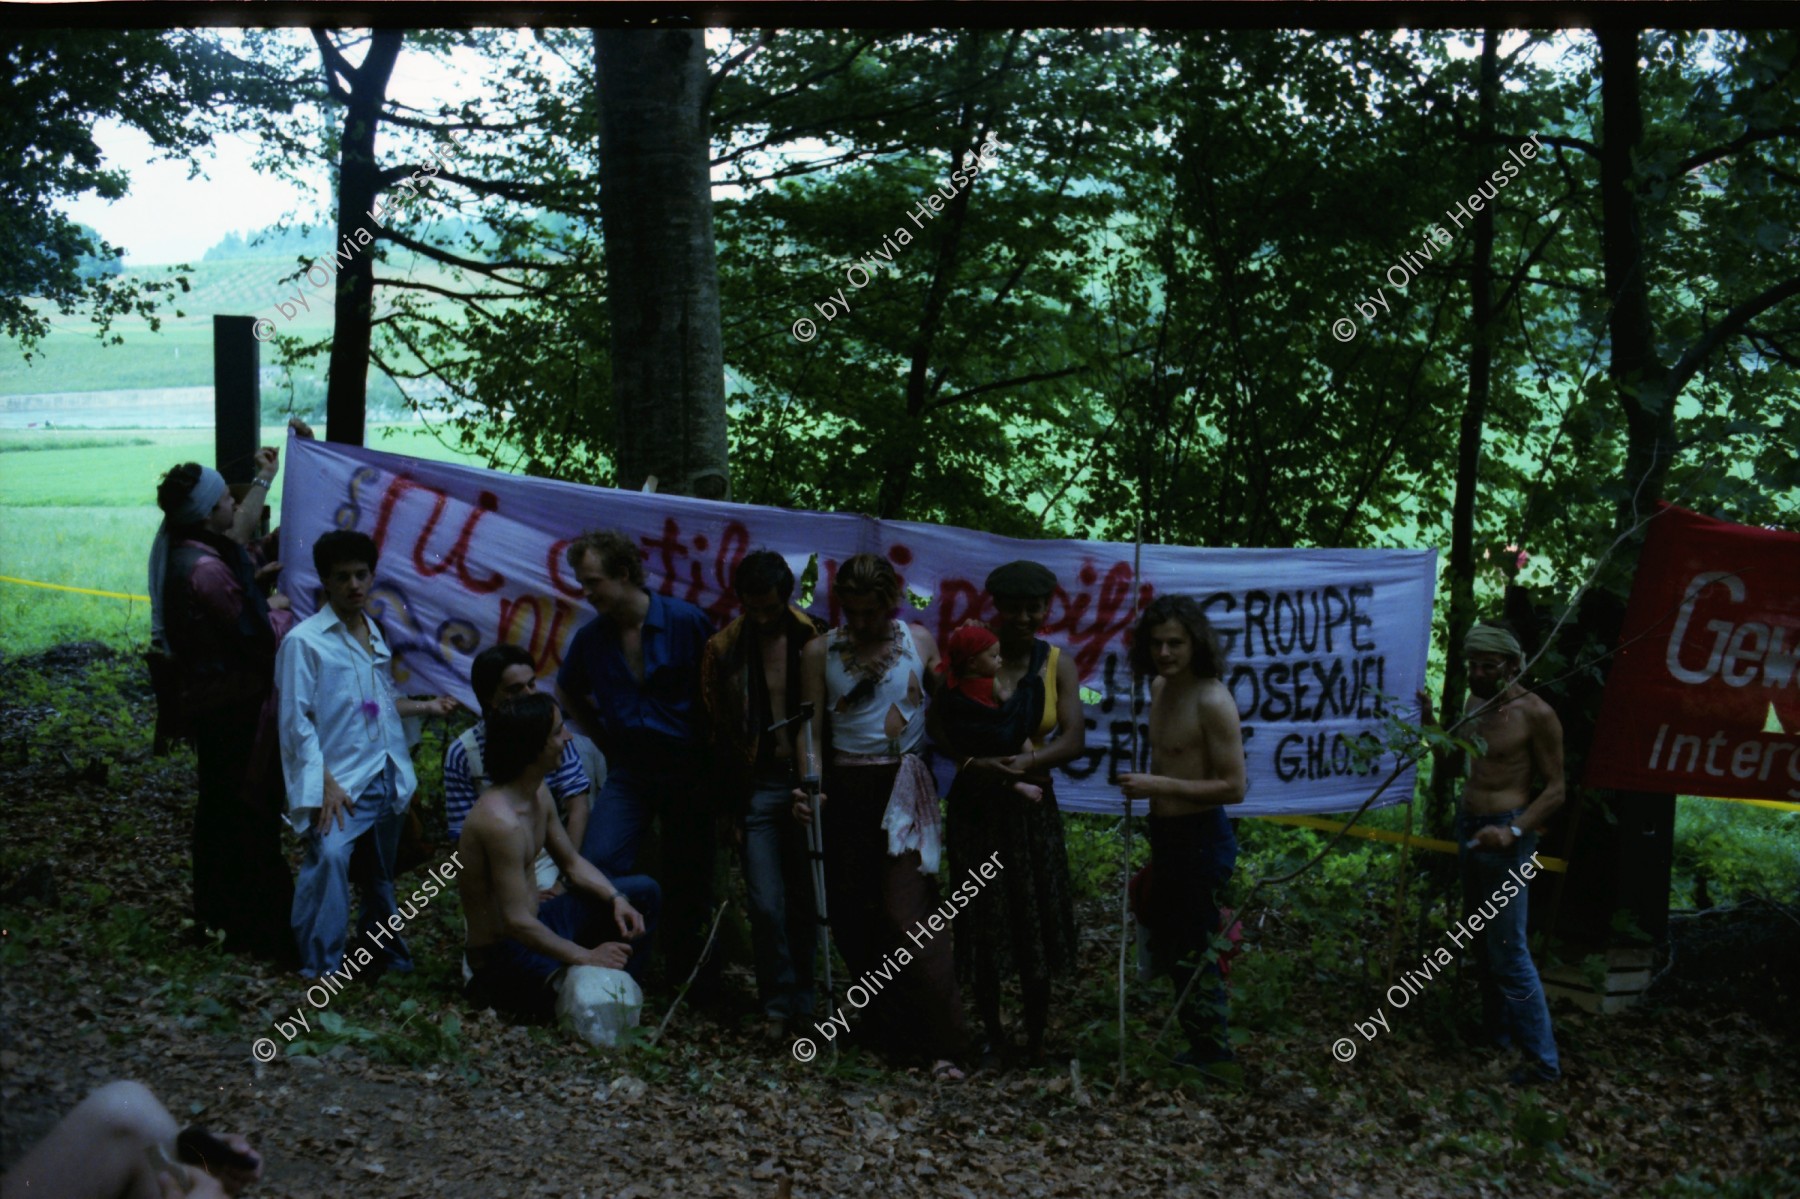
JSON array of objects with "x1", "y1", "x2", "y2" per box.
[
  {"x1": 938, "y1": 623, "x2": 998, "y2": 688},
  {"x1": 148, "y1": 467, "x2": 228, "y2": 651},
  {"x1": 1463, "y1": 623, "x2": 1523, "y2": 663},
  {"x1": 985, "y1": 559, "x2": 1057, "y2": 601}
]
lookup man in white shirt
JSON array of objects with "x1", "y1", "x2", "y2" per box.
[{"x1": 276, "y1": 530, "x2": 457, "y2": 979}]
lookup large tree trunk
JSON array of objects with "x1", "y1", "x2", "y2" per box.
[
  {"x1": 1598, "y1": 27, "x2": 1674, "y2": 533},
  {"x1": 1428, "y1": 31, "x2": 1501, "y2": 838},
  {"x1": 596, "y1": 30, "x2": 730, "y2": 499},
  {"x1": 320, "y1": 29, "x2": 402, "y2": 447}
]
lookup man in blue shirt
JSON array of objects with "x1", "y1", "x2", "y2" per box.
[{"x1": 555, "y1": 528, "x2": 719, "y2": 989}]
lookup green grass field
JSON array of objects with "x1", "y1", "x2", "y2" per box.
[
  {"x1": 0, "y1": 255, "x2": 463, "y2": 396},
  {"x1": 0, "y1": 424, "x2": 485, "y2": 656}
]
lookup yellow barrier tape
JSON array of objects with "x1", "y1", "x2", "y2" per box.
[
  {"x1": 1258, "y1": 813, "x2": 1570, "y2": 873},
  {"x1": 0, "y1": 575, "x2": 150, "y2": 603},
  {"x1": 1699, "y1": 795, "x2": 1800, "y2": 813}
]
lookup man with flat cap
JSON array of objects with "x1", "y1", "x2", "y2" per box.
[{"x1": 1457, "y1": 621, "x2": 1565, "y2": 1085}]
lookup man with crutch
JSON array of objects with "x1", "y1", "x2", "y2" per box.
[{"x1": 700, "y1": 551, "x2": 826, "y2": 1042}]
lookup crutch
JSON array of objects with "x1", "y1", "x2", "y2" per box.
[{"x1": 768, "y1": 702, "x2": 838, "y2": 1059}]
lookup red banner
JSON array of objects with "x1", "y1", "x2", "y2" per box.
[{"x1": 1586, "y1": 504, "x2": 1800, "y2": 799}]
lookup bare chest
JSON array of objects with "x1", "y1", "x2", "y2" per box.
[
  {"x1": 760, "y1": 636, "x2": 789, "y2": 699},
  {"x1": 1472, "y1": 701, "x2": 1532, "y2": 760},
  {"x1": 620, "y1": 626, "x2": 645, "y2": 685},
  {"x1": 1148, "y1": 698, "x2": 1205, "y2": 768}
]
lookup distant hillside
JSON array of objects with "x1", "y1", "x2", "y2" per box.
[{"x1": 0, "y1": 252, "x2": 465, "y2": 400}]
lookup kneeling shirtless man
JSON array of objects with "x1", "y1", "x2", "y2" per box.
[
  {"x1": 459, "y1": 692, "x2": 660, "y2": 1017},
  {"x1": 1120, "y1": 594, "x2": 1247, "y2": 1069}
]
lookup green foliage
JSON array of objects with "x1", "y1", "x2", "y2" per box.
[
  {"x1": 285, "y1": 1001, "x2": 465, "y2": 1065},
  {"x1": 1672, "y1": 796, "x2": 1800, "y2": 906},
  {"x1": 2, "y1": 29, "x2": 297, "y2": 357}
]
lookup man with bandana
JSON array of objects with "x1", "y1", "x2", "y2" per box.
[
  {"x1": 1457, "y1": 622, "x2": 1566, "y2": 1085},
  {"x1": 150, "y1": 440, "x2": 298, "y2": 962}
]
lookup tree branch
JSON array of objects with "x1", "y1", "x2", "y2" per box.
[
  {"x1": 1671, "y1": 124, "x2": 1800, "y2": 176},
  {"x1": 1667, "y1": 272, "x2": 1800, "y2": 397}
]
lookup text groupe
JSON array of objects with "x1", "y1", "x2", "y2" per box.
[
  {"x1": 793, "y1": 135, "x2": 1002, "y2": 342},
  {"x1": 1347, "y1": 852, "x2": 1544, "y2": 1051},
  {"x1": 267, "y1": 853, "x2": 464, "y2": 1045},
  {"x1": 1331, "y1": 134, "x2": 1545, "y2": 342},
  {"x1": 809, "y1": 852, "x2": 1005, "y2": 1045}
]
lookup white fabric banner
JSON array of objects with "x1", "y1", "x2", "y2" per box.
[{"x1": 279, "y1": 433, "x2": 1437, "y2": 817}]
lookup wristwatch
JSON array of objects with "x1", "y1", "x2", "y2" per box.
[{"x1": 1508, "y1": 824, "x2": 1524, "y2": 840}]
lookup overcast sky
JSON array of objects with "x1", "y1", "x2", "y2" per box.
[
  {"x1": 57, "y1": 28, "x2": 1544, "y2": 268},
  {"x1": 57, "y1": 30, "x2": 544, "y2": 266}
]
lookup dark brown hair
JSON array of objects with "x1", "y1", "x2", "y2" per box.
[
  {"x1": 566, "y1": 529, "x2": 644, "y2": 586},
  {"x1": 1129, "y1": 594, "x2": 1228, "y2": 680}
]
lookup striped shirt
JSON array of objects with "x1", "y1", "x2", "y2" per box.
[{"x1": 443, "y1": 721, "x2": 592, "y2": 838}]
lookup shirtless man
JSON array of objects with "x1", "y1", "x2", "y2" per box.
[
  {"x1": 1120, "y1": 594, "x2": 1247, "y2": 1070},
  {"x1": 459, "y1": 692, "x2": 659, "y2": 1017},
  {"x1": 1457, "y1": 622, "x2": 1564, "y2": 1084}
]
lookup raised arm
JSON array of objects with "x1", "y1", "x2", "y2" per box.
[{"x1": 227, "y1": 447, "x2": 278, "y2": 547}]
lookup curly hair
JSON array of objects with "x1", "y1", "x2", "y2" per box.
[
  {"x1": 1129, "y1": 594, "x2": 1228, "y2": 680},
  {"x1": 566, "y1": 529, "x2": 644, "y2": 586}
]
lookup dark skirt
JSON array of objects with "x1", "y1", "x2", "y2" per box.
[
  {"x1": 945, "y1": 768, "x2": 1079, "y2": 987},
  {"x1": 821, "y1": 760, "x2": 969, "y2": 1062}
]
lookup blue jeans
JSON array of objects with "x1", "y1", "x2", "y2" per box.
[
  {"x1": 581, "y1": 754, "x2": 720, "y2": 989},
  {"x1": 580, "y1": 764, "x2": 655, "y2": 878},
  {"x1": 292, "y1": 769, "x2": 413, "y2": 978},
  {"x1": 741, "y1": 773, "x2": 817, "y2": 1021},
  {"x1": 465, "y1": 875, "x2": 662, "y2": 1017},
  {"x1": 1458, "y1": 807, "x2": 1560, "y2": 1080}
]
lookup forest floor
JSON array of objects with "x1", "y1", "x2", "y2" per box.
[{"x1": 0, "y1": 644, "x2": 1795, "y2": 1199}]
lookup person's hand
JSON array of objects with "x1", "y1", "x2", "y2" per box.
[
  {"x1": 792, "y1": 787, "x2": 825, "y2": 824},
  {"x1": 267, "y1": 592, "x2": 291, "y2": 612},
  {"x1": 537, "y1": 884, "x2": 563, "y2": 904},
  {"x1": 289, "y1": 417, "x2": 316, "y2": 440},
  {"x1": 316, "y1": 774, "x2": 353, "y2": 834},
  {"x1": 205, "y1": 1134, "x2": 263, "y2": 1196},
  {"x1": 252, "y1": 446, "x2": 278, "y2": 483},
  {"x1": 1470, "y1": 824, "x2": 1515, "y2": 851},
  {"x1": 1117, "y1": 773, "x2": 1164, "y2": 802},
  {"x1": 417, "y1": 695, "x2": 460, "y2": 718},
  {"x1": 612, "y1": 894, "x2": 646, "y2": 939},
  {"x1": 1416, "y1": 689, "x2": 1436, "y2": 726},
  {"x1": 255, "y1": 560, "x2": 281, "y2": 584},
  {"x1": 998, "y1": 751, "x2": 1039, "y2": 776},
  {"x1": 583, "y1": 941, "x2": 632, "y2": 970}
]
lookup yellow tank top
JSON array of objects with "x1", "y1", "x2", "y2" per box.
[{"x1": 1033, "y1": 644, "x2": 1061, "y2": 746}]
